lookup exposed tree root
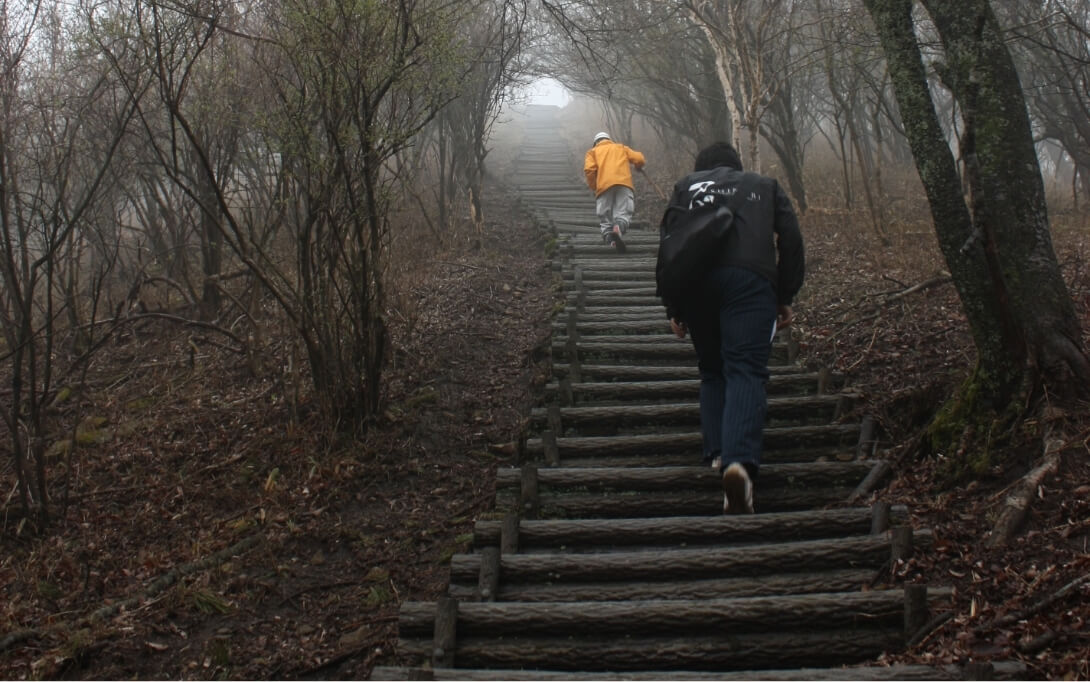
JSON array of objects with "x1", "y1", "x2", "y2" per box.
[
  {"x1": 827, "y1": 274, "x2": 953, "y2": 343},
  {"x1": 986, "y1": 437, "x2": 1062, "y2": 548},
  {"x1": 906, "y1": 610, "x2": 954, "y2": 648},
  {"x1": 974, "y1": 572, "x2": 1090, "y2": 635}
]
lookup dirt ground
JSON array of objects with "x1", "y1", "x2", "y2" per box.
[
  {"x1": 1, "y1": 152, "x2": 1089, "y2": 679},
  {"x1": 798, "y1": 208, "x2": 1090, "y2": 680}
]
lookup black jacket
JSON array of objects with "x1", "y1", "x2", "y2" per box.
[{"x1": 657, "y1": 166, "x2": 805, "y2": 320}]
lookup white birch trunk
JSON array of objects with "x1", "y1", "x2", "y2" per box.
[{"x1": 690, "y1": 7, "x2": 743, "y2": 148}]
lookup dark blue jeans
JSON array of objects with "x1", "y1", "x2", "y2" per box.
[{"x1": 682, "y1": 267, "x2": 776, "y2": 479}]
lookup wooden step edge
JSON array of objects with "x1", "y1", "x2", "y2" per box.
[
  {"x1": 499, "y1": 487, "x2": 862, "y2": 519},
  {"x1": 495, "y1": 461, "x2": 879, "y2": 488},
  {"x1": 394, "y1": 628, "x2": 904, "y2": 672},
  {"x1": 371, "y1": 661, "x2": 1027, "y2": 680},
  {"x1": 470, "y1": 506, "x2": 911, "y2": 548},
  {"x1": 398, "y1": 588, "x2": 954, "y2": 637},
  {"x1": 448, "y1": 531, "x2": 935, "y2": 582},
  {"x1": 552, "y1": 337, "x2": 792, "y2": 350},
  {"x1": 546, "y1": 370, "x2": 842, "y2": 387},
  {"x1": 552, "y1": 361, "x2": 815, "y2": 372},
  {"x1": 523, "y1": 424, "x2": 861, "y2": 457},
  {"x1": 548, "y1": 364, "x2": 817, "y2": 379},
  {"x1": 551, "y1": 448, "x2": 860, "y2": 468},
  {"x1": 529, "y1": 395, "x2": 843, "y2": 421},
  {"x1": 447, "y1": 567, "x2": 879, "y2": 603}
]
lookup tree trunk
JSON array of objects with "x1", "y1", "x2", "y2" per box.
[
  {"x1": 847, "y1": 111, "x2": 888, "y2": 246},
  {"x1": 919, "y1": 0, "x2": 1090, "y2": 389},
  {"x1": 745, "y1": 122, "x2": 761, "y2": 173},
  {"x1": 690, "y1": 11, "x2": 743, "y2": 149},
  {"x1": 762, "y1": 84, "x2": 808, "y2": 214},
  {"x1": 862, "y1": 0, "x2": 1090, "y2": 469},
  {"x1": 189, "y1": 143, "x2": 224, "y2": 321}
]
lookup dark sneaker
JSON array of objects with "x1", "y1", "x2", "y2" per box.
[
  {"x1": 722, "y1": 462, "x2": 754, "y2": 514},
  {"x1": 609, "y1": 224, "x2": 626, "y2": 253}
]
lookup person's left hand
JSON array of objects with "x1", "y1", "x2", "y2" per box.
[
  {"x1": 777, "y1": 305, "x2": 794, "y2": 329},
  {"x1": 670, "y1": 318, "x2": 687, "y2": 339}
]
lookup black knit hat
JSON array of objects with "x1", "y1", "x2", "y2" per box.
[{"x1": 694, "y1": 142, "x2": 742, "y2": 172}]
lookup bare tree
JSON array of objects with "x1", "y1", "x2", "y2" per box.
[
  {"x1": 681, "y1": 0, "x2": 803, "y2": 173},
  {"x1": 539, "y1": 0, "x2": 731, "y2": 158},
  {"x1": 1, "y1": 0, "x2": 136, "y2": 524},
  {"x1": 437, "y1": 0, "x2": 530, "y2": 233},
  {"x1": 997, "y1": 0, "x2": 1090, "y2": 201},
  {"x1": 91, "y1": 0, "x2": 470, "y2": 434},
  {"x1": 542, "y1": 0, "x2": 816, "y2": 208},
  {"x1": 813, "y1": 0, "x2": 890, "y2": 236}
]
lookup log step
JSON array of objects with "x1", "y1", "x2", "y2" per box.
[
  {"x1": 448, "y1": 568, "x2": 879, "y2": 603},
  {"x1": 558, "y1": 267, "x2": 658, "y2": 278},
  {"x1": 552, "y1": 339, "x2": 791, "y2": 363},
  {"x1": 399, "y1": 589, "x2": 949, "y2": 637},
  {"x1": 529, "y1": 396, "x2": 846, "y2": 430},
  {"x1": 396, "y1": 629, "x2": 905, "y2": 672},
  {"x1": 558, "y1": 233, "x2": 659, "y2": 242},
  {"x1": 523, "y1": 424, "x2": 861, "y2": 460},
  {"x1": 549, "y1": 363, "x2": 819, "y2": 381},
  {"x1": 498, "y1": 486, "x2": 858, "y2": 517},
  {"x1": 558, "y1": 258, "x2": 658, "y2": 271},
  {"x1": 553, "y1": 319, "x2": 680, "y2": 334},
  {"x1": 496, "y1": 463, "x2": 875, "y2": 517},
  {"x1": 557, "y1": 334, "x2": 712, "y2": 346},
  {"x1": 448, "y1": 532, "x2": 931, "y2": 584},
  {"x1": 559, "y1": 238, "x2": 660, "y2": 249},
  {"x1": 555, "y1": 311, "x2": 673, "y2": 321},
  {"x1": 395, "y1": 587, "x2": 951, "y2": 671},
  {"x1": 560, "y1": 286, "x2": 658, "y2": 297},
  {"x1": 545, "y1": 374, "x2": 843, "y2": 403},
  {"x1": 497, "y1": 462, "x2": 876, "y2": 491},
  {"x1": 470, "y1": 506, "x2": 904, "y2": 550},
  {"x1": 552, "y1": 448, "x2": 858, "y2": 468},
  {"x1": 372, "y1": 661, "x2": 1028, "y2": 680},
  {"x1": 560, "y1": 294, "x2": 668, "y2": 307},
  {"x1": 559, "y1": 306, "x2": 679, "y2": 316}
]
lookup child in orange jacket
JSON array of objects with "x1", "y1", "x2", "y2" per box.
[{"x1": 584, "y1": 132, "x2": 646, "y2": 252}]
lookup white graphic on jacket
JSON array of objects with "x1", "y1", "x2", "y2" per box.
[{"x1": 686, "y1": 180, "x2": 760, "y2": 209}]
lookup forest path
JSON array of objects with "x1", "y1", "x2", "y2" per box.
[{"x1": 370, "y1": 106, "x2": 1023, "y2": 680}]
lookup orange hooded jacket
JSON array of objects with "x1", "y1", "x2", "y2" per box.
[{"x1": 584, "y1": 139, "x2": 646, "y2": 196}]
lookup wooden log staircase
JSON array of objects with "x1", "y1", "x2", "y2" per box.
[{"x1": 371, "y1": 106, "x2": 1024, "y2": 680}]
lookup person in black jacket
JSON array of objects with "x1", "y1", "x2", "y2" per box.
[{"x1": 659, "y1": 142, "x2": 805, "y2": 514}]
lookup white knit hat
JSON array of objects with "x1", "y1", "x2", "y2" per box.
[{"x1": 593, "y1": 131, "x2": 611, "y2": 143}]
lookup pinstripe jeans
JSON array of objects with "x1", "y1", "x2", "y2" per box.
[{"x1": 683, "y1": 266, "x2": 777, "y2": 479}]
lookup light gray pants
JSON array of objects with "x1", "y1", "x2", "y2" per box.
[{"x1": 595, "y1": 185, "x2": 634, "y2": 238}]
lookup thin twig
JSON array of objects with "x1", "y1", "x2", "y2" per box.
[
  {"x1": 277, "y1": 580, "x2": 361, "y2": 607},
  {"x1": 0, "y1": 533, "x2": 264, "y2": 653},
  {"x1": 907, "y1": 611, "x2": 954, "y2": 648},
  {"x1": 975, "y1": 572, "x2": 1090, "y2": 634},
  {"x1": 65, "y1": 484, "x2": 166, "y2": 502},
  {"x1": 435, "y1": 260, "x2": 482, "y2": 270},
  {"x1": 845, "y1": 324, "x2": 881, "y2": 371}
]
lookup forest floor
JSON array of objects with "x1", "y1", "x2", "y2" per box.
[
  {"x1": 798, "y1": 206, "x2": 1090, "y2": 680},
  {"x1": 2, "y1": 128, "x2": 1090, "y2": 679}
]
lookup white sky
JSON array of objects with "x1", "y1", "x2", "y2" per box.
[{"x1": 526, "y1": 77, "x2": 570, "y2": 107}]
